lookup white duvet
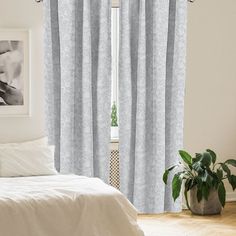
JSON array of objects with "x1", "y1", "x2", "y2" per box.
[{"x1": 0, "y1": 175, "x2": 144, "y2": 236}]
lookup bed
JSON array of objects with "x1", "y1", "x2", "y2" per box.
[{"x1": 0, "y1": 174, "x2": 144, "y2": 236}]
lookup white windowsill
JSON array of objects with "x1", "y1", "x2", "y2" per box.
[{"x1": 111, "y1": 138, "x2": 119, "y2": 143}]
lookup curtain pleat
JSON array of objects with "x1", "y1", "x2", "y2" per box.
[
  {"x1": 44, "y1": 0, "x2": 111, "y2": 182},
  {"x1": 119, "y1": 0, "x2": 187, "y2": 213}
]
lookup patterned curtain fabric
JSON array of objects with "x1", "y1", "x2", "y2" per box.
[
  {"x1": 119, "y1": 0, "x2": 187, "y2": 213},
  {"x1": 43, "y1": 0, "x2": 111, "y2": 182}
]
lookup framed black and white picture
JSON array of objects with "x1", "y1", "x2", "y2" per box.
[{"x1": 0, "y1": 29, "x2": 30, "y2": 117}]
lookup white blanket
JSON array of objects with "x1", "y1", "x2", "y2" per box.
[{"x1": 0, "y1": 175, "x2": 144, "y2": 236}]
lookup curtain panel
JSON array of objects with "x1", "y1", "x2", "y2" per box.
[
  {"x1": 44, "y1": 0, "x2": 111, "y2": 182},
  {"x1": 119, "y1": 0, "x2": 187, "y2": 213}
]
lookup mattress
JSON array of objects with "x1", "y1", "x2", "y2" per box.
[{"x1": 0, "y1": 174, "x2": 144, "y2": 236}]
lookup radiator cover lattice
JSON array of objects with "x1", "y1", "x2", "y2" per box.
[{"x1": 109, "y1": 148, "x2": 120, "y2": 190}]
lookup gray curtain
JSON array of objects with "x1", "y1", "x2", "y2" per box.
[
  {"x1": 44, "y1": 0, "x2": 111, "y2": 182},
  {"x1": 119, "y1": 0, "x2": 187, "y2": 213}
]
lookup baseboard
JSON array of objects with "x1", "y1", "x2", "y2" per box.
[
  {"x1": 226, "y1": 192, "x2": 236, "y2": 202},
  {"x1": 182, "y1": 192, "x2": 236, "y2": 209}
]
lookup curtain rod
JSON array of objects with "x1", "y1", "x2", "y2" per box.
[{"x1": 35, "y1": 0, "x2": 195, "y2": 3}]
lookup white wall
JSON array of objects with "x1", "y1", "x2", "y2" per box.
[
  {"x1": 185, "y1": 0, "x2": 236, "y2": 200},
  {"x1": 0, "y1": 0, "x2": 45, "y2": 142}
]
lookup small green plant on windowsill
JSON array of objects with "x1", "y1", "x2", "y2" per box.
[
  {"x1": 111, "y1": 102, "x2": 118, "y2": 127},
  {"x1": 111, "y1": 102, "x2": 118, "y2": 139},
  {"x1": 163, "y1": 149, "x2": 236, "y2": 215}
]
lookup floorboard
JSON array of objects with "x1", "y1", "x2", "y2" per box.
[{"x1": 138, "y1": 202, "x2": 236, "y2": 236}]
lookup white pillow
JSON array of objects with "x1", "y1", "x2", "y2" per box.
[
  {"x1": 0, "y1": 137, "x2": 48, "y2": 148},
  {"x1": 0, "y1": 145, "x2": 57, "y2": 177}
]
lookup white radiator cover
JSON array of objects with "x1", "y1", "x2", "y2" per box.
[{"x1": 109, "y1": 141, "x2": 120, "y2": 190}]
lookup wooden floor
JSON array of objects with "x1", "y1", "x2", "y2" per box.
[{"x1": 138, "y1": 202, "x2": 236, "y2": 236}]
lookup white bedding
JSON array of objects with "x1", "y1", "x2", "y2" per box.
[{"x1": 0, "y1": 174, "x2": 144, "y2": 236}]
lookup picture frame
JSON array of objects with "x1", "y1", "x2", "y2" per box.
[{"x1": 0, "y1": 29, "x2": 30, "y2": 117}]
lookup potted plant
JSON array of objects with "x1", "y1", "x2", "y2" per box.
[
  {"x1": 111, "y1": 102, "x2": 118, "y2": 139},
  {"x1": 163, "y1": 149, "x2": 236, "y2": 215}
]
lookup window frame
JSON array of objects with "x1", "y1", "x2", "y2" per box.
[{"x1": 111, "y1": 7, "x2": 119, "y2": 116}]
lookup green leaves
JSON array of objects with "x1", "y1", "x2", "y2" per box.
[
  {"x1": 204, "y1": 171, "x2": 213, "y2": 187},
  {"x1": 163, "y1": 166, "x2": 184, "y2": 202},
  {"x1": 206, "y1": 149, "x2": 217, "y2": 164},
  {"x1": 225, "y1": 159, "x2": 236, "y2": 167},
  {"x1": 211, "y1": 172, "x2": 220, "y2": 189},
  {"x1": 162, "y1": 165, "x2": 178, "y2": 185},
  {"x1": 111, "y1": 102, "x2": 118, "y2": 126},
  {"x1": 163, "y1": 170, "x2": 169, "y2": 185},
  {"x1": 185, "y1": 178, "x2": 194, "y2": 191},
  {"x1": 228, "y1": 175, "x2": 236, "y2": 191},
  {"x1": 162, "y1": 149, "x2": 236, "y2": 207},
  {"x1": 196, "y1": 181, "x2": 210, "y2": 202},
  {"x1": 202, "y1": 184, "x2": 210, "y2": 201},
  {"x1": 192, "y1": 150, "x2": 216, "y2": 173},
  {"x1": 220, "y1": 159, "x2": 236, "y2": 192},
  {"x1": 179, "y1": 150, "x2": 192, "y2": 166},
  {"x1": 192, "y1": 161, "x2": 203, "y2": 173},
  {"x1": 216, "y1": 169, "x2": 223, "y2": 180},
  {"x1": 218, "y1": 182, "x2": 226, "y2": 207},
  {"x1": 172, "y1": 173, "x2": 183, "y2": 202},
  {"x1": 201, "y1": 152, "x2": 212, "y2": 167},
  {"x1": 197, "y1": 188, "x2": 202, "y2": 202},
  {"x1": 193, "y1": 153, "x2": 202, "y2": 163},
  {"x1": 184, "y1": 189, "x2": 191, "y2": 210},
  {"x1": 221, "y1": 163, "x2": 231, "y2": 176}
]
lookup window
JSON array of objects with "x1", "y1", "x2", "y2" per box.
[
  {"x1": 111, "y1": 8, "x2": 119, "y2": 113},
  {"x1": 111, "y1": 8, "x2": 119, "y2": 140}
]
